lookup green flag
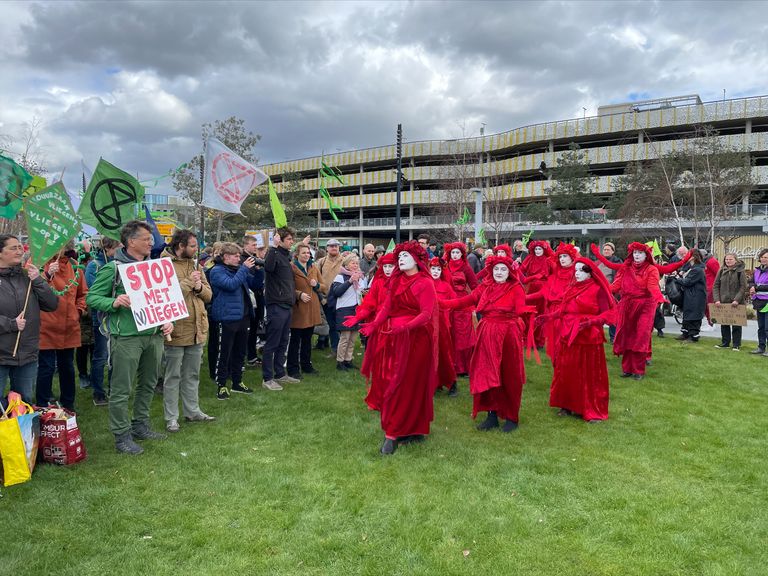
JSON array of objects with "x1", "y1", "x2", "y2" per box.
[
  {"x1": 456, "y1": 206, "x2": 471, "y2": 225},
  {"x1": 385, "y1": 239, "x2": 395, "y2": 254},
  {"x1": 320, "y1": 162, "x2": 344, "y2": 184},
  {"x1": 268, "y1": 178, "x2": 287, "y2": 228},
  {"x1": 78, "y1": 158, "x2": 144, "y2": 240},
  {"x1": 23, "y1": 182, "x2": 80, "y2": 267},
  {"x1": 0, "y1": 154, "x2": 33, "y2": 219},
  {"x1": 23, "y1": 174, "x2": 47, "y2": 198},
  {"x1": 646, "y1": 239, "x2": 662, "y2": 258},
  {"x1": 521, "y1": 228, "x2": 534, "y2": 245}
]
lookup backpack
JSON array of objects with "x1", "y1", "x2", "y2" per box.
[{"x1": 665, "y1": 276, "x2": 684, "y2": 306}]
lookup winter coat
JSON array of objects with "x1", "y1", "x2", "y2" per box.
[
  {"x1": 291, "y1": 262, "x2": 325, "y2": 329},
  {"x1": 208, "y1": 262, "x2": 253, "y2": 323},
  {"x1": 163, "y1": 248, "x2": 212, "y2": 347},
  {"x1": 86, "y1": 248, "x2": 162, "y2": 337},
  {"x1": 678, "y1": 263, "x2": 707, "y2": 321},
  {"x1": 316, "y1": 253, "x2": 344, "y2": 298},
  {"x1": 331, "y1": 272, "x2": 367, "y2": 331},
  {"x1": 264, "y1": 245, "x2": 295, "y2": 307},
  {"x1": 712, "y1": 261, "x2": 748, "y2": 304},
  {"x1": 0, "y1": 265, "x2": 59, "y2": 366},
  {"x1": 39, "y1": 256, "x2": 88, "y2": 350}
]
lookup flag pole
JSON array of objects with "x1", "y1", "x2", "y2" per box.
[
  {"x1": 199, "y1": 141, "x2": 205, "y2": 254},
  {"x1": 12, "y1": 279, "x2": 33, "y2": 358}
]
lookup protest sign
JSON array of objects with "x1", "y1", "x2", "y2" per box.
[
  {"x1": 708, "y1": 303, "x2": 748, "y2": 327},
  {"x1": 23, "y1": 182, "x2": 80, "y2": 267},
  {"x1": 117, "y1": 257, "x2": 189, "y2": 330},
  {"x1": 245, "y1": 229, "x2": 271, "y2": 248}
]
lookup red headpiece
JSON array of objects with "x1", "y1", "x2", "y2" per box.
[
  {"x1": 553, "y1": 242, "x2": 579, "y2": 266},
  {"x1": 493, "y1": 244, "x2": 512, "y2": 257},
  {"x1": 443, "y1": 242, "x2": 468, "y2": 262},
  {"x1": 626, "y1": 242, "x2": 654, "y2": 265},
  {"x1": 483, "y1": 255, "x2": 519, "y2": 283},
  {"x1": 393, "y1": 240, "x2": 429, "y2": 275},
  {"x1": 527, "y1": 240, "x2": 553, "y2": 257},
  {"x1": 372, "y1": 252, "x2": 396, "y2": 282}
]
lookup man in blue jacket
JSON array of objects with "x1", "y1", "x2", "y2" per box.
[{"x1": 207, "y1": 242, "x2": 256, "y2": 400}]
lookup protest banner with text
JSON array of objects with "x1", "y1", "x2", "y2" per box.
[{"x1": 117, "y1": 258, "x2": 189, "y2": 330}]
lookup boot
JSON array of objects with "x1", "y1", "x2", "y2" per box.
[
  {"x1": 115, "y1": 432, "x2": 144, "y2": 455},
  {"x1": 447, "y1": 382, "x2": 458, "y2": 397},
  {"x1": 380, "y1": 437, "x2": 398, "y2": 455},
  {"x1": 343, "y1": 360, "x2": 356, "y2": 370},
  {"x1": 131, "y1": 421, "x2": 167, "y2": 441},
  {"x1": 502, "y1": 420, "x2": 518, "y2": 433},
  {"x1": 476, "y1": 411, "x2": 499, "y2": 431},
  {"x1": 336, "y1": 361, "x2": 348, "y2": 371}
]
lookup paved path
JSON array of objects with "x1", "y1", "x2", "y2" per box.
[{"x1": 660, "y1": 316, "x2": 759, "y2": 344}]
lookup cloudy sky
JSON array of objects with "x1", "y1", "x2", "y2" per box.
[{"x1": 2, "y1": 0, "x2": 767, "y2": 198}]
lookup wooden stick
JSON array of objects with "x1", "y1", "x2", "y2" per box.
[{"x1": 12, "y1": 280, "x2": 33, "y2": 358}]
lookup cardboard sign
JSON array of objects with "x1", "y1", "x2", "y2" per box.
[
  {"x1": 708, "y1": 303, "x2": 748, "y2": 327},
  {"x1": 245, "y1": 229, "x2": 272, "y2": 249},
  {"x1": 117, "y1": 257, "x2": 189, "y2": 330}
]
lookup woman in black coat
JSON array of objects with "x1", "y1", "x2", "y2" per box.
[{"x1": 675, "y1": 249, "x2": 707, "y2": 342}]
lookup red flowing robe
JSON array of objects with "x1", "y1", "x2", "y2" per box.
[
  {"x1": 351, "y1": 274, "x2": 391, "y2": 406},
  {"x1": 446, "y1": 259, "x2": 478, "y2": 373},
  {"x1": 446, "y1": 281, "x2": 528, "y2": 423},
  {"x1": 520, "y1": 254, "x2": 552, "y2": 347},
  {"x1": 362, "y1": 273, "x2": 438, "y2": 438},
  {"x1": 433, "y1": 277, "x2": 458, "y2": 391},
  {"x1": 527, "y1": 264, "x2": 574, "y2": 365},
  {"x1": 611, "y1": 263, "x2": 664, "y2": 358},
  {"x1": 550, "y1": 279, "x2": 613, "y2": 420}
]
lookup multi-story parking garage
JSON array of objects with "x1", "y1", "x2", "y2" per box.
[{"x1": 260, "y1": 94, "x2": 768, "y2": 260}]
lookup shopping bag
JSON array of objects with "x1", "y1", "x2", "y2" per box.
[
  {"x1": 0, "y1": 399, "x2": 40, "y2": 487},
  {"x1": 40, "y1": 408, "x2": 87, "y2": 466}
]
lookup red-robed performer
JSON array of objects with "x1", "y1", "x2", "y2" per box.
[
  {"x1": 443, "y1": 242, "x2": 478, "y2": 375},
  {"x1": 343, "y1": 253, "x2": 396, "y2": 406},
  {"x1": 357, "y1": 241, "x2": 438, "y2": 455},
  {"x1": 429, "y1": 257, "x2": 458, "y2": 396},
  {"x1": 542, "y1": 257, "x2": 616, "y2": 421},
  {"x1": 441, "y1": 255, "x2": 535, "y2": 433},
  {"x1": 526, "y1": 243, "x2": 577, "y2": 366},
  {"x1": 476, "y1": 244, "x2": 512, "y2": 281},
  {"x1": 591, "y1": 242, "x2": 691, "y2": 379},
  {"x1": 520, "y1": 240, "x2": 553, "y2": 348}
]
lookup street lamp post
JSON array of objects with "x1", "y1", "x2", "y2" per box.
[{"x1": 470, "y1": 187, "x2": 483, "y2": 245}]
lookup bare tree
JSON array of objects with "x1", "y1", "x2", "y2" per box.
[{"x1": 433, "y1": 138, "x2": 483, "y2": 242}]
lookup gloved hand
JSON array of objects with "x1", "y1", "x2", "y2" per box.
[
  {"x1": 359, "y1": 323, "x2": 378, "y2": 338},
  {"x1": 342, "y1": 316, "x2": 359, "y2": 328}
]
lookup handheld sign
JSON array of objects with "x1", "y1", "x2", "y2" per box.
[
  {"x1": 117, "y1": 257, "x2": 189, "y2": 330},
  {"x1": 708, "y1": 303, "x2": 748, "y2": 327}
]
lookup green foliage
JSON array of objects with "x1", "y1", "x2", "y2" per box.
[
  {"x1": 523, "y1": 202, "x2": 553, "y2": 224},
  {"x1": 5, "y1": 336, "x2": 767, "y2": 575}
]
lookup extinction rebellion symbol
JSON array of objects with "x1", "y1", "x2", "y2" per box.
[
  {"x1": 212, "y1": 152, "x2": 260, "y2": 203},
  {"x1": 90, "y1": 178, "x2": 138, "y2": 231}
]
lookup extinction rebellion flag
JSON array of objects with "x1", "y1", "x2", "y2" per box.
[
  {"x1": 78, "y1": 159, "x2": 145, "y2": 240},
  {"x1": 202, "y1": 137, "x2": 268, "y2": 214},
  {"x1": 0, "y1": 154, "x2": 33, "y2": 219},
  {"x1": 23, "y1": 182, "x2": 80, "y2": 267}
]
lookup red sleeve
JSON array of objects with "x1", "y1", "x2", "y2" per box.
[
  {"x1": 406, "y1": 278, "x2": 437, "y2": 329},
  {"x1": 610, "y1": 269, "x2": 624, "y2": 294},
  {"x1": 476, "y1": 267, "x2": 488, "y2": 281},
  {"x1": 443, "y1": 288, "x2": 482, "y2": 310},
  {"x1": 464, "y1": 262, "x2": 479, "y2": 290},
  {"x1": 645, "y1": 267, "x2": 665, "y2": 303}
]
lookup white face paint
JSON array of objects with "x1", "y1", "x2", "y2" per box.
[
  {"x1": 382, "y1": 264, "x2": 395, "y2": 277},
  {"x1": 559, "y1": 254, "x2": 573, "y2": 267},
  {"x1": 633, "y1": 250, "x2": 647, "y2": 263},
  {"x1": 398, "y1": 251, "x2": 417, "y2": 271},
  {"x1": 534, "y1": 246, "x2": 544, "y2": 256},
  {"x1": 450, "y1": 248, "x2": 462, "y2": 261},
  {"x1": 574, "y1": 262, "x2": 590, "y2": 283},
  {"x1": 492, "y1": 264, "x2": 510, "y2": 283},
  {"x1": 496, "y1": 250, "x2": 507, "y2": 257},
  {"x1": 430, "y1": 266, "x2": 442, "y2": 280}
]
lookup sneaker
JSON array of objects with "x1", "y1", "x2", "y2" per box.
[
  {"x1": 380, "y1": 437, "x2": 398, "y2": 455},
  {"x1": 343, "y1": 361, "x2": 356, "y2": 370},
  {"x1": 79, "y1": 375, "x2": 91, "y2": 389},
  {"x1": 185, "y1": 412, "x2": 216, "y2": 422},
  {"x1": 477, "y1": 411, "x2": 500, "y2": 431},
  {"x1": 216, "y1": 386, "x2": 230, "y2": 400},
  {"x1": 246, "y1": 357, "x2": 262, "y2": 367},
  {"x1": 502, "y1": 420, "x2": 519, "y2": 433},
  {"x1": 166, "y1": 419, "x2": 180, "y2": 433},
  {"x1": 131, "y1": 422, "x2": 167, "y2": 441},
  {"x1": 336, "y1": 362, "x2": 348, "y2": 371},
  {"x1": 262, "y1": 379, "x2": 284, "y2": 391},
  {"x1": 277, "y1": 374, "x2": 300, "y2": 384},
  {"x1": 231, "y1": 382, "x2": 254, "y2": 394},
  {"x1": 675, "y1": 334, "x2": 688, "y2": 341},
  {"x1": 714, "y1": 343, "x2": 730, "y2": 349},
  {"x1": 750, "y1": 348, "x2": 765, "y2": 355},
  {"x1": 115, "y1": 432, "x2": 144, "y2": 455},
  {"x1": 93, "y1": 396, "x2": 109, "y2": 407},
  {"x1": 302, "y1": 366, "x2": 319, "y2": 375},
  {"x1": 732, "y1": 347, "x2": 740, "y2": 351},
  {"x1": 447, "y1": 382, "x2": 458, "y2": 397}
]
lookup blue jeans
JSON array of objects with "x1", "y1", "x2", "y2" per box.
[
  {"x1": 0, "y1": 361, "x2": 38, "y2": 405},
  {"x1": 37, "y1": 348, "x2": 76, "y2": 411},
  {"x1": 757, "y1": 309, "x2": 767, "y2": 350},
  {"x1": 262, "y1": 304, "x2": 292, "y2": 381},
  {"x1": 91, "y1": 322, "x2": 109, "y2": 400},
  {"x1": 323, "y1": 302, "x2": 340, "y2": 350}
]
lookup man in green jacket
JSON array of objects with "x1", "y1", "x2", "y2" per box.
[{"x1": 86, "y1": 221, "x2": 174, "y2": 455}]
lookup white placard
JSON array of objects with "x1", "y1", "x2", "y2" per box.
[{"x1": 117, "y1": 257, "x2": 189, "y2": 330}]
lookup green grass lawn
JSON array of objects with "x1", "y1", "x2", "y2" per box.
[{"x1": 3, "y1": 334, "x2": 767, "y2": 576}]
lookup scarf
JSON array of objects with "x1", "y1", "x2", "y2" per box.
[{"x1": 340, "y1": 266, "x2": 361, "y2": 289}]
